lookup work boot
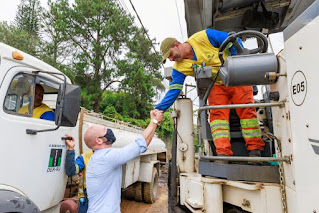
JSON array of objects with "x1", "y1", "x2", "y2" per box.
[
  {"x1": 214, "y1": 154, "x2": 229, "y2": 164},
  {"x1": 248, "y1": 149, "x2": 261, "y2": 157},
  {"x1": 248, "y1": 149, "x2": 262, "y2": 165}
]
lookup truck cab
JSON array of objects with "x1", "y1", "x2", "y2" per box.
[{"x1": 0, "y1": 43, "x2": 80, "y2": 212}]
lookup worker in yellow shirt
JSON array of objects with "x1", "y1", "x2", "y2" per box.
[
  {"x1": 18, "y1": 84, "x2": 55, "y2": 121},
  {"x1": 60, "y1": 136, "x2": 93, "y2": 213}
]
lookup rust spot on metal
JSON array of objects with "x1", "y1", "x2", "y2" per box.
[
  {"x1": 287, "y1": 8, "x2": 293, "y2": 13},
  {"x1": 242, "y1": 199, "x2": 251, "y2": 207}
]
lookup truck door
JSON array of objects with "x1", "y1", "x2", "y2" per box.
[{"x1": 0, "y1": 67, "x2": 70, "y2": 211}]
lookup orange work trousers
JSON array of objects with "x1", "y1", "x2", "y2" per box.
[{"x1": 208, "y1": 85, "x2": 264, "y2": 156}]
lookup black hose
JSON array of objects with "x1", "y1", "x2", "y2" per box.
[
  {"x1": 202, "y1": 67, "x2": 221, "y2": 107},
  {"x1": 168, "y1": 118, "x2": 178, "y2": 213}
]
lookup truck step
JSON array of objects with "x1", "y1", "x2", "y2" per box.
[{"x1": 198, "y1": 158, "x2": 280, "y2": 183}]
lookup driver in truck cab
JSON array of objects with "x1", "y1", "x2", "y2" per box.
[
  {"x1": 156, "y1": 29, "x2": 265, "y2": 162},
  {"x1": 18, "y1": 84, "x2": 55, "y2": 121}
]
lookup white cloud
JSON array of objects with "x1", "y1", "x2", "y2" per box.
[{"x1": 0, "y1": 0, "x2": 21, "y2": 23}]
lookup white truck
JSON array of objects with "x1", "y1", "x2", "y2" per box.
[
  {"x1": 0, "y1": 43, "x2": 166, "y2": 212},
  {"x1": 167, "y1": 0, "x2": 319, "y2": 212}
]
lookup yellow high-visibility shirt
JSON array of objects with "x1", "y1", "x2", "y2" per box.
[{"x1": 18, "y1": 103, "x2": 53, "y2": 119}]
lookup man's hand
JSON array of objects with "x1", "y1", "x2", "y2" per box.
[
  {"x1": 64, "y1": 135, "x2": 75, "y2": 150},
  {"x1": 151, "y1": 109, "x2": 163, "y2": 124},
  {"x1": 142, "y1": 110, "x2": 164, "y2": 146}
]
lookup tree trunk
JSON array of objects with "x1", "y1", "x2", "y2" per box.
[{"x1": 93, "y1": 100, "x2": 100, "y2": 112}]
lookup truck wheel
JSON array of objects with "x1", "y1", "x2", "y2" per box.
[
  {"x1": 143, "y1": 167, "x2": 159, "y2": 204},
  {"x1": 122, "y1": 185, "x2": 135, "y2": 200},
  {"x1": 134, "y1": 181, "x2": 144, "y2": 202}
]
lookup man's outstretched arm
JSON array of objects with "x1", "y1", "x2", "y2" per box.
[
  {"x1": 109, "y1": 110, "x2": 164, "y2": 168},
  {"x1": 155, "y1": 70, "x2": 186, "y2": 111},
  {"x1": 142, "y1": 110, "x2": 163, "y2": 146}
]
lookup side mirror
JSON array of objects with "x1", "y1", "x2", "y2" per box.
[{"x1": 55, "y1": 84, "x2": 81, "y2": 127}]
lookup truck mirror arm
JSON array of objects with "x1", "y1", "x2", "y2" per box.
[{"x1": 26, "y1": 126, "x2": 60, "y2": 135}]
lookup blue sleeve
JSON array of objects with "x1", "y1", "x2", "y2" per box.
[
  {"x1": 205, "y1": 29, "x2": 244, "y2": 56},
  {"x1": 110, "y1": 136, "x2": 147, "y2": 168},
  {"x1": 75, "y1": 155, "x2": 85, "y2": 173},
  {"x1": 65, "y1": 150, "x2": 76, "y2": 176},
  {"x1": 155, "y1": 69, "x2": 186, "y2": 111},
  {"x1": 40, "y1": 111, "x2": 55, "y2": 121},
  {"x1": 65, "y1": 150, "x2": 85, "y2": 176}
]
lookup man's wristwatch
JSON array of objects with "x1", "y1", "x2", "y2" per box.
[{"x1": 152, "y1": 119, "x2": 159, "y2": 125}]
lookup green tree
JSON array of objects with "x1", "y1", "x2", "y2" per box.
[
  {"x1": 50, "y1": 0, "x2": 136, "y2": 112},
  {"x1": 0, "y1": 21, "x2": 39, "y2": 55},
  {"x1": 99, "y1": 90, "x2": 126, "y2": 115},
  {"x1": 125, "y1": 27, "x2": 163, "y2": 80},
  {"x1": 15, "y1": 0, "x2": 42, "y2": 36},
  {"x1": 116, "y1": 59, "x2": 155, "y2": 119},
  {"x1": 124, "y1": 26, "x2": 165, "y2": 98},
  {"x1": 115, "y1": 27, "x2": 164, "y2": 119},
  {"x1": 156, "y1": 111, "x2": 174, "y2": 139},
  {"x1": 49, "y1": 0, "x2": 163, "y2": 113},
  {"x1": 39, "y1": 0, "x2": 74, "y2": 81},
  {"x1": 103, "y1": 105, "x2": 123, "y2": 120}
]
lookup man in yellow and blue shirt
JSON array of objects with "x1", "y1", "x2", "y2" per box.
[
  {"x1": 62, "y1": 136, "x2": 93, "y2": 213},
  {"x1": 156, "y1": 29, "x2": 264, "y2": 158},
  {"x1": 18, "y1": 84, "x2": 55, "y2": 121}
]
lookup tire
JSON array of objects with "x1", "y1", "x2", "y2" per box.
[
  {"x1": 134, "y1": 181, "x2": 144, "y2": 202},
  {"x1": 122, "y1": 185, "x2": 135, "y2": 200},
  {"x1": 143, "y1": 167, "x2": 159, "y2": 204}
]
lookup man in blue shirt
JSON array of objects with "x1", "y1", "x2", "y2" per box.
[{"x1": 84, "y1": 110, "x2": 163, "y2": 213}]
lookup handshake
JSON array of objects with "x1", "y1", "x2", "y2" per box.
[{"x1": 150, "y1": 109, "x2": 164, "y2": 125}]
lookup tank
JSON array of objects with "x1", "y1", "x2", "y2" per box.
[{"x1": 72, "y1": 111, "x2": 166, "y2": 156}]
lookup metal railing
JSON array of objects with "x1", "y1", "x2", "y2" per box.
[
  {"x1": 198, "y1": 102, "x2": 285, "y2": 112},
  {"x1": 200, "y1": 155, "x2": 291, "y2": 163},
  {"x1": 82, "y1": 109, "x2": 155, "y2": 135}
]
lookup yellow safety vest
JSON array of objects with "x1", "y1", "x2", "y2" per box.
[
  {"x1": 18, "y1": 103, "x2": 53, "y2": 119},
  {"x1": 78, "y1": 151, "x2": 94, "y2": 199},
  {"x1": 173, "y1": 30, "x2": 229, "y2": 85}
]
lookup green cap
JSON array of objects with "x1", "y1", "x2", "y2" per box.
[{"x1": 160, "y1": 37, "x2": 177, "y2": 63}]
